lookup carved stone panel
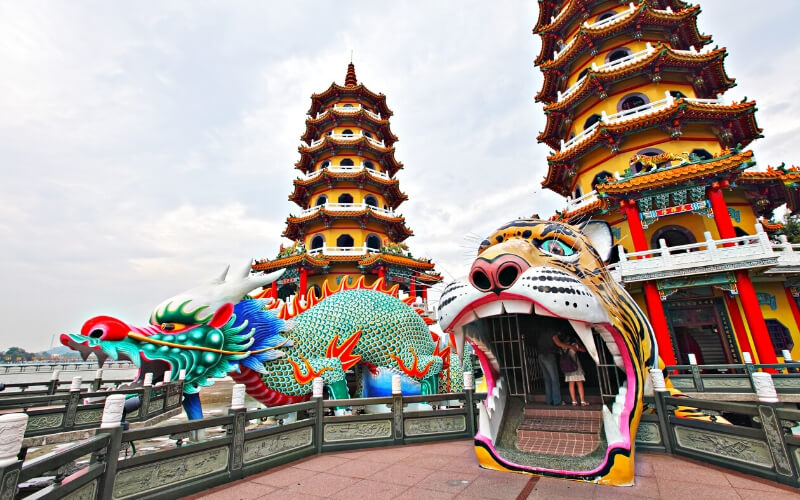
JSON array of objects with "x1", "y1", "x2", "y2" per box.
[
  {"x1": 63, "y1": 480, "x2": 97, "y2": 500},
  {"x1": 166, "y1": 394, "x2": 181, "y2": 408},
  {"x1": 74, "y1": 409, "x2": 103, "y2": 425},
  {"x1": 635, "y1": 422, "x2": 661, "y2": 445},
  {"x1": 670, "y1": 379, "x2": 694, "y2": 390},
  {"x1": 147, "y1": 399, "x2": 164, "y2": 415},
  {"x1": 772, "y1": 378, "x2": 800, "y2": 389},
  {"x1": 26, "y1": 414, "x2": 64, "y2": 431},
  {"x1": 231, "y1": 412, "x2": 245, "y2": 470},
  {"x1": 404, "y1": 415, "x2": 466, "y2": 437},
  {"x1": 757, "y1": 406, "x2": 793, "y2": 476},
  {"x1": 0, "y1": 468, "x2": 20, "y2": 500},
  {"x1": 112, "y1": 447, "x2": 229, "y2": 499},
  {"x1": 702, "y1": 378, "x2": 751, "y2": 389},
  {"x1": 674, "y1": 426, "x2": 773, "y2": 468},
  {"x1": 244, "y1": 427, "x2": 313, "y2": 464},
  {"x1": 324, "y1": 420, "x2": 392, "y2": 442}
]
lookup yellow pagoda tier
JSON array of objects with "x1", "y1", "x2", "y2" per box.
[
  {"x1": 253, "y1": 63, "x2": 442, "y2": 301},
  {"x1": 537, "y1": 0, "x2": 800, "y2": 367}
]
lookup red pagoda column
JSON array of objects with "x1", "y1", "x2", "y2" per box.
[
  {"x1": 784, "y1": 287, "x2": 800, "y2": 333},
  {"x1": 271, "y1": 281, "x2": 277, "y2": 298},
  {"x1": 299, "y1": 268, "x2": 308, "y2": 300},
  {"x1": 422, "y1": 286, "x2": 428, "y2": 302},
  {"x1": 621, "y1": 200, "x2": 677, "y2": 365},
  {"x1": 707, "y1": 183, "x2": 777, "y2": 364},
  {"x1": 409, "y1": 273, "x2": 417, "y2": 299},
  {"x1": 377, "y1": 266, "x2": 386, "y2": 289}
]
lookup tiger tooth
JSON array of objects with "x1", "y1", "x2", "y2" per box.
[
  {"x1": 502, "y1": 300, "x2": 533, "y2": 315},
  {"x1": 612, "y1": 354, "x2": 624, "y2": 370},
  {"x1": 452, "y1": 310, "x2": 479, "y2": 330},
  {"x1": 533, "y1": 304, "x2": 558, "y2": 318},
  {"x1": 474, "y1": 301, "x2": 504, "y2": 319},
  {"x1": 568, "y1": 321, "x2": 599, "y2": 365},
  {"x1": 602, "y1": 405, "x2": 623, "y2": 445},
  {"x1": 452, "y1": 326, "x2": 466, "y2": 359}
]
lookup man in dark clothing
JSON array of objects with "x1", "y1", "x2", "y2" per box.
[{"x1": 534, "y1": 318, "x2": 563, "y2": 406}]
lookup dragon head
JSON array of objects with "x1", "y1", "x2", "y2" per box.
[
  {"x1": 60, "y1": 264, "x2": 288, "y2": 394},
  {"x1": 438, "y1": 218, "x2": 658, "y2": 485}
]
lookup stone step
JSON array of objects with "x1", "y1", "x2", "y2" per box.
[
  {"x1": 515, "y1": 434, "x2": 601, "y2": 456},
  {"x1": 523, "y1": 405, "x2": 602, "y2": 419},
  {"x1": 515, "y1": 409, "x2": 603, "y2": 457},
  {"x1": 517, "y1": 416, "x2": 601, "y2": 434}
]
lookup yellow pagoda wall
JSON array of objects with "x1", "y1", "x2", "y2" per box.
[{"x1": 305, "y1": 186, "x2": 392, "y2": 208}]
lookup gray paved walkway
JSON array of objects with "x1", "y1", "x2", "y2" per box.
[{"x1": 185, "y1": 439, "x2": 799, "y2": 499}]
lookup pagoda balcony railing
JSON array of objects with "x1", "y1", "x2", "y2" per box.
[
  {"x1": 312, "y1": 105, "x2": 382, "y2": 121},
  {"x1": 306, "y1": 132, "x2": 386, "y2": 148},
  {"x1": 608, "y1": 224, "x2": 777, "y2": 283},
  {"x1": 307, "y1": 246, "x2": 381, "y2": 257},
  {"x1": 300, "y1": 164, "x2": 391, "y2": 182},
  {"x1": 764, "y1": 235, "x2": 800, "y2": 273},
  {"x1": 563, "y1": 190, "x2": 599, "y2": 213},
  {"x1": 298, "y1": 202, "x2": 398, "y2": 218},
  {"x1": 582, "y1": 3, "x2": 637, "y2": 30},
  {"x1": 560, "y1": 92, "x2": 727, "y2": 151}
]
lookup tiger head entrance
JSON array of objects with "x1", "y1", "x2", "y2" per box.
[{"x1": 484, "y1": 314, "x2": 621, "y2": 404}]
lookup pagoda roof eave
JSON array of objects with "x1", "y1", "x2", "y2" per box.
[
  {"x1": 283, "y1": 210, "x2": 413, "y2": 242},
  {"x1": 551, "y1": 198, "x2": 610, "y2": 223},
  {"x1": 252, "y1": 253, "x2": 331, "y2": 272},
  {"x1": 594, "y1": 148, "x2": 755, "y2": 196},
  {"x1": 308, "y1": 83, "x2": 393, "y2": 118},
  {"x1": 288, "y1": 174, "x2": 408, "y2": 209},
  {"x1": 738, "y1": 165, "x2": 800, "y2": 215},
  {"x1": 544, "y1": 100, "x2": 761, "y2": 167},
  {"x1": 357, "y1": 253, "x2": 437, "y2": 271},
  {"x1": 294, "y1": 136, "x2": 404, "y2": 176},
  {"x1": 300, "y1": 109, "x2": 399, "y2": 146},
  {"x1": 535, "y1": 0, "x2": 695, "y2": 35}
]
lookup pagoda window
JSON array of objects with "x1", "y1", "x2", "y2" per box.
[
  {"x1": 363, "y1": 161, "x2": 376, "y2": 170},
  {"x1": 342, "y1": 129, "x2": 354, "y2": 136},
  {"x1": 366, "y1": 234, "x2": 381, "y2": 250},
  {"x1": 618, "y1": 93, "x2": 649, "y2": 114},
  {"x1": 310, "y1": 235, "x2": 325, "y2": 250},
  {"x1": 691, "y1": 148, "x2": 713, "y2": 161},
  {"x1": 320, "y1": 160, "x2": 330, "y2": 169},
  {"x1": 591, "y1": 171, "x2": 613, "y2": 190},
  {"x1": 577, "y1": 68, "x2": 589, "y2": 81},
  {"x1": 670, "y1": 90, "x2": 687, "y2": 100},
  {"x1": 364, "y1": 195, "x2": 378, "y2": 207},
  {"x1": 363, "y1": 131, "x2": 373, "y2": 139},
  {"x1": 338, "y1": 193, "x2": 354, "y2": 203},
  {"x1": 573, "y1": 186, "x2": 583, "y2": 198},
  {"x1": 650, "y1": 225, "x2": 696, "y2": 254},
  {"x1": 343, "y1": 103, "x2": 354, "y2": 108},
  {"x1": 340, "y1": 158, "x2": 355, "y2": 166},
  {"x1": 336, "y1": 234, "x2": 354, "y2": 247},
  {"x1": 310, "y1": 284, "x2": 322, "y2": 299},
  {"x1": 606, "y1": 48, "x2": 632, "y2": 65},
  {"x1": 765, "y1": 319, "x2": 793, "y2": 355},
  {"x1": 583, "y1": 114, "x2": 602, "y2": 130},
  {"x1": 315, "y1": 195, "x2": 328, "y2": 206},
  {"x1": 326, "y1": 130, "x2": 333, "y2": 136},
  {"x1": 595, "y1": 11, "x2": 616, "y2": 23}
]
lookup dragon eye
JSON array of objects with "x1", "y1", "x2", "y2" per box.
[
  {"x1": 160, "y1": 323, "x2": 187, "y2": 332},
  {"x1": 540, "y1": 239, "x2": 576, "y2": 257}
]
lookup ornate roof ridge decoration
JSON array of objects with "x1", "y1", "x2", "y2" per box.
[
  {"x1": 308, "y1": 63, "x2": 393, "y2": 119},
  {"x1": 294, "y1": 136, "x2": 404, "y2": 175},
  {"x1": 542, "y1": 44, "x2": 730, "y2": 114},
  {"x1": 551, "y1": 197, "x2": 609, "y2": 222},
  {"x1": 288, "y1": 173, "x2": 408, "y2": 209},
  {"x1": 544, "y1": 98, "x2": 760, "y2": 166},
  {"x1": 252, "y1": 253, "x2": 331, "y2": 272},
  {"x1": 300, "y1": 109, "x2": 398, "y2": 146},
  {"x1": 358, "y1": 252, "x2": 437, "y2": 270},
  {"x1": 739, "y1": 163, "x2": 800, "y2": 182},
  {"x1": 535, "y1": 0, "x2": 693, "y2": 34},
  {"x1": 283, "y1": 210, "x2": 413, "y2": 242},
  {"x1": 285, "y1": 206, "x2": 408, "y2": 225},
  {"x1": 594, "y1": 148, "x2": 754, "y2": 195},
  {"x1": 758, "y1": 217, "x2": 783, "y2": 233},
  {"x1": 292, "y1": 168, "x2": 403, "y2": 187}
]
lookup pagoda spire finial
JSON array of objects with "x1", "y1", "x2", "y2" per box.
[{"x1": 345, "y1": 60, "x2": 357, "y2": 87}]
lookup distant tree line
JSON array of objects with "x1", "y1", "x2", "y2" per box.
[{"x1": 0, "y1": 346, "x2": 81, "y2": 363}]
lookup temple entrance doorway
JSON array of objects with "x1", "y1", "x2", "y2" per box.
[{"x1": 665, "y1": 295, "x2": 738, "y2": 364}]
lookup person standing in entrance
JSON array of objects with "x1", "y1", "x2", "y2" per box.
[
  {"x1": 554, "y1": 331, "x2": 589, "y2": 406},
  {"x1": 536, "y1": 318, "x2": 564, "y2": 406}
]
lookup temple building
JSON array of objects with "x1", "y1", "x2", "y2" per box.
[
  {"x1": 253, "y1": 63, "x2": 441, "y2": 302},
  {"x1": 536, "y1": 0, "x2": 800, "y2": 366}
]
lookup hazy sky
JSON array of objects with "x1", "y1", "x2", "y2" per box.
[{"x1": 2, "y1": 1, "x2": 799, "y2": 350}]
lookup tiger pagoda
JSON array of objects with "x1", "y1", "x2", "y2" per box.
[
  {"x1": 537, "y1": 0, "x2": 800, "y2": 367},
  {"x1": 252, "y1": 63, "x2": 442, "y2": 303}
]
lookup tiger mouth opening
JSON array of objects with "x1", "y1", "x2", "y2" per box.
[{"x1": 447, "y1": 293, "x2": 636, "y2": 478}]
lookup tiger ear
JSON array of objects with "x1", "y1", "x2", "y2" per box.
[{"x1": 579, "y1": 220, "x2": 613, "y2": 262}]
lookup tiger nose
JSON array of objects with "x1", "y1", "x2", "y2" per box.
[{"x1": 469, "y1": 254, "x2": 530, "y2": 295}]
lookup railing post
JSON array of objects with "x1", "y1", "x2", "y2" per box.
[
  {"x1": 752, "y1": 373, "x2": 797, "y2": 485},
  {"x1": 96, "y1": 395, "x2": 125, "y2": 500},
  {"x1": 228, "y1": 384, "x2": 247, "y2": 481},
  {"x1": 463, "y1": 372, "x2": 476, "y2": 438},
  {"x1": 48, "y1": 369, "x2": 61, "y2": 395},
  {"x1": 140, "y1": 373, "x2": 153, "y2": 419},
  {"x1": 741, "y1": 352, "x2": 757, "y2": 387},
  {"x1": 313, "y1": 377, "x2": 324, "y2": 454},
  {"x1": 0, "y1": 414, "x2": 27, "y2": 499},
  {"x1": 93, "y1": 369, "x2": 104, "y2": 392},
  {"x1": 648, "y1": 368, "x2": 673, "y2": 453},
  {"x1": 64, "y1": 376, "x2": 82, "y2": 430},
  {"x1": 704, "y1": 232, "x2": 718, "y2": 262},
  {"x1": 687, "y1": 354, "x2": 704, "y2": 392},
  {"x1": 659, "y1": 238, "x2": 671, "y2": 268},
  {"x1": 391, "y1": 374, "x2": 404, "y2": 444}
]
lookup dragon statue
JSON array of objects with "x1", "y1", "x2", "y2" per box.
[{"x1": 60, "y1": 263, "x2": 460, "y2": 419}]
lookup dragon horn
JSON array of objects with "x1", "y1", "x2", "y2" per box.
[{"x1": 212, "y1": 265, "x2": 231, "y2": 284}]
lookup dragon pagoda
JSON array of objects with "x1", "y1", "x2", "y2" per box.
[
  {"x1": 253, "y1": 63, "x2": 442, "y2": 303},
  {"x1": 537, "y1": 0, "x2": 800, "y2": 367}
]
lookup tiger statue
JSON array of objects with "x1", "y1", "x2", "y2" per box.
[{"x1": 437, "y1": 218, "x2": 711, "y2": 486}]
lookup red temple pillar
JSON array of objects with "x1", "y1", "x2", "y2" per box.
[
  {"x1": 409, "y1": 273, "x2": 417, "y2": 299},
  {"x1": 377, "y1": 266, "x2": 386, "y2": 290},
  {"x1": 707, "y1": 183, "x2": 777, "y2": 365},
  {"x1": 784, "y1": 287, "x2": 800, "y2": 333},
  {"x1": 299, "y1": 268, "x2": 308, "y2": 300},
  {"x1": 621, "y1": 199, "x2": 677, "y2": 365},
  {"x1": 422, "y1": 286, "x2": 428, "y2": 302},
  {"x1": 271, "y1": 281, "x2": 277, "y2": 298}
]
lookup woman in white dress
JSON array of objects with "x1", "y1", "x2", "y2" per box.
[{"x1": 553, "y1": 331, "x2": 589, "y2": 406}]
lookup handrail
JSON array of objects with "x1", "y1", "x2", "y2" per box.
[
  {"x1": 307, "y1": 246, "x2": 381, "y2": 256},
  {"x1": 582, "y1": 3, "x2": 636, "y2": 30},
  {"x1": 298, "y1": 202, "x2": 398, "y2": 218},
  {"x1": 563, "y1": 190, "x2": 599, "y2": 213},
  {"x1": 307, "y1": 131, "x2": 385, "y2": 148},
  {"x1": 299, "y1": 164, "x2": 390, "y2": 181}
]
